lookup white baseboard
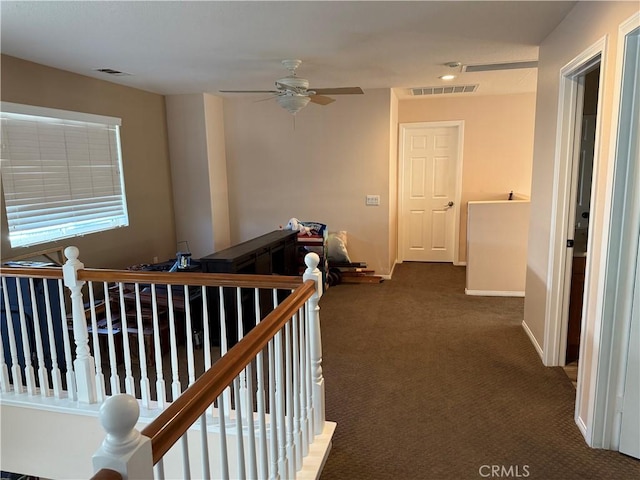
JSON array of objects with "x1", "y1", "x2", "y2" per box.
[
  {"x1": 454, "y1": 261, "x2": 467, "y2": 266},
  {"x1": 464, "y1": 289, "x2": 524, "y2": 297},
  {"x1": 381, "y1": 260, "x2": 397, "y2": 280},
  {"x1": 522, "y1": 319, "x2": 544, "y2": 361}
]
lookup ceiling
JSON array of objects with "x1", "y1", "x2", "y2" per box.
[{"x1": 0, "y1": 1, "x2": 577, "y2": 100}]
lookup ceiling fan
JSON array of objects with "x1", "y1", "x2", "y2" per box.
[{"x1": 220, "y1": 59, "x2": 364, "y2": 114}]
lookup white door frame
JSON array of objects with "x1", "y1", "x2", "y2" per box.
[
  {"x1": 397, "y1": 121, "x2": 464, "y2": 265},
  {"x1": 543, "y1": 37, "x2": 606, "y2": 369}
]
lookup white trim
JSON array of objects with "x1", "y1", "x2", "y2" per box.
[
  {"x1": 543, "y1": 36, "x2": 607, "y2": 367},
  {"x1": 465, "y1": 289, "x2": 524, "y2": 297},
  {"x1": 382, "y1": 260, "x2": 398, "y2": 280},
  {"x1": 397, "y1": 121, "x2": 464, "y2": 264},
  {"x1": 1, "y1": 101, "x2": 121, "y2": 126},
  {"x1": 453, "y1": 261, "x2": 467, "y2": 267},
  {"x1": 522, "y1": 320, "x2": 544, "y2": 360}
]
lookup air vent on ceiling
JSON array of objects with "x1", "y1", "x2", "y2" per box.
[
  {"x1": 411, "y1": 84, "x2": 478, "y2": 96},
  {"x1": 94, "y1": 68, "x2": 132, "y2": 76},
  {"x1": 462, "y1": 61, "x2": 538, "y2": 73}
]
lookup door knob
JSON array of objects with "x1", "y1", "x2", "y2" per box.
[{"x1": 444, "y1": 201, "x2": 454, "y2": 208}]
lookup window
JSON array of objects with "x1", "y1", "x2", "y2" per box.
[{"x1": 1, "y1": 102, "x2": 129, "y2": 248}]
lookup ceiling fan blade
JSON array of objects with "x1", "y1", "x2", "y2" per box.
[
  {"x1": 312, "y1": 87, "x2": 364, "y2": 95},
  {"x1": 309, "y1": 95, "x2": 335, "y2": 106},
  {"x1": 219, "y1": 90, "x2": 280, "y2": 94}
]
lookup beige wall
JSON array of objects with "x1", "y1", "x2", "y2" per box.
[
  {"x1": 466, "y1": 201, "x2": 530, "y2": 295},
  {"x1": 222, "y1": 89, "x2": 395, "y2": 276},
  {"x1": 0, "y1": 55, "x2": 176, "y2": 268},
  {"x1": 522, "y1": 1, "x2": 639, "y2": 429},
  {"x1": 165, "y1": 93, "x2": 230, "y2": 259},
  {"x1": 398, "y1": 93, "x2": 536, "y2": 262}
]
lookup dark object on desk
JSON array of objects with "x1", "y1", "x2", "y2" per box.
[{"x1": 200, "y1": 230, "x2": 298, "y2": 346}]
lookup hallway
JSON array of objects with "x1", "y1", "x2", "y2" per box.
[{"x1": 317, "y1": 262, "x2": 639, "y2": 479}]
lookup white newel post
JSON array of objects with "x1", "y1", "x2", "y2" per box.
[
  {"x1": 303, "y1": 253, "x2": 325, "y2": 434},
  {"x1": 63, "y1": 246, "x2": 97, "y2": 403},
  {"x1": 93, "y1": 394, "x2": 154, "y2": 479}
]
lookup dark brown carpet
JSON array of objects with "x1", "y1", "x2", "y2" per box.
[{"x1": 318, "y1": 262, "x2": 639, "y2": 480}]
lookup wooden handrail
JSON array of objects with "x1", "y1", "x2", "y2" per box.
[
  {"x1": 77, "y1": 269, "x2": 303, "y2": 290},
  {"x1": 141, "y1": 279, "x2": 316, "y2": 464},
  {"x1": 1, "y1": 265, "x2": 303, "y2": 290},
  {"x1": 0, "y1": 266, "x2": 63, "y2": 279},
  {"x1": 89, "y1": 468, "x2": 123, "y2": 480}
]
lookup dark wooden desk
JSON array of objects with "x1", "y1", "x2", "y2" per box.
[
  {"x1": 199, "y1": 230, "x2": 298, "y2": 346},
  {"x1": 199, "y1": 230, "x2": 297, "y2": 275}
]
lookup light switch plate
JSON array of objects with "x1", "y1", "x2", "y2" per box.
[{"x1": 366, "y1": 195, "x2": 380, "y2": 206}]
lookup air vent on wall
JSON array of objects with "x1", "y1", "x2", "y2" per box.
[
  {"x1": 410, "y1": 84, "x2": 478, "y2": 96},
  {"x1": 462, "y1": 61, "x2": 538, "y2": 72},
  {"x1": 94, "y1": 68, "x2": 132, "y2": 76}
]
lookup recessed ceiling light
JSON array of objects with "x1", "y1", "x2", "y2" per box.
[{"x1": 440, "y1": 74, "x2": 456, "y2": 81}]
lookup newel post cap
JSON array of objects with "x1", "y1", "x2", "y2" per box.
[
  {"x1": 93, "y1": 394, "x2": 153, "y2": 479},
  {"x1": 99, "y1": 394, "x2": 142, "y2": 455},
  {"x1": 304, "y1": 252, "x2": 320, "y2": 270}
]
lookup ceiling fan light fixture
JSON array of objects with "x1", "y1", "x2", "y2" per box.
[{"x1": 276, "y1": 94, "x2": 311, "y2": 114}]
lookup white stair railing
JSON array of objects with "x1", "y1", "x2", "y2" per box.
[
  {"x1": 1, "y1": 248, "x2": 329, "y2": 479},
  {"x1": 89, "y1": 253, "x2": 326, "y2": 480}
]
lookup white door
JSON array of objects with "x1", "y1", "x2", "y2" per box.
[
  {"x1": 619, "y1": 244, "x2": 640, "y2": 459},
  {"x1": 400, "y1": 124, "x2": 459, "y2": 262},
  {"x1": 618, "y1": 23, "x2": 640, "y2": 459}
]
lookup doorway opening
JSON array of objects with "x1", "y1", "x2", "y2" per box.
[{"x1": 564, "y1": 65, "x2": 600, "y2": 370}]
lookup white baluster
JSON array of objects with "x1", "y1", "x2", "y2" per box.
[
  {"x1": 219, "y1": 287, "x2": 231, "y2": 419},
  {"x1": 305, "y1": 302, "x2": 314, "y2": 445},
  {"x1": 0, "y1": 288, "x2": 10, "y2": 391},
  {"x1": 102, "y1": 282, "x2": 121, "y2": 395},
  {"x1": 267, "y1": 336, "x2": 278, "y2": 480},
  {"x1": 243, "y1": 291, "x2": 257, "y2": 479},
  {"x1": 57, "y1": 279, "x2": 77, "y2": 400},
  {"x1": 166, "y1": 284, "x2": 182, "y2": 401},
  {"x1": 133, "y1": 283, "x2": 151, "y2": 409},
  {"x1": 1, "y1": 277, "x2": 23, "y2": 393},
  {"x1": 298, "y1": 305, "x2": 309, "y2": 457},
  {"x1": 181, "y1": 433, "x2": 192, "y2": 480},
  {"x1": 217, "y1": 393, "x2": 230, "y2": 479},
  {"x1": 151, "y1": 284, "x2": 167, "y2": 407},
  {"x1": 155, "y1": 460, "x2": 165, "y2": 480},
  {"x1": 292, "y1": 311, "x2": 302, "y2": 469},
  {"x1": 303, "y1": 253, "x2": 325, "y2": 434},
  {"x1": 88, "y1": 283, "x2": 106, "y2": 402},
  {"x1": 42, "y1": 279, "x2": 63, "y2": 397},
  {"x1": 117, "y1": 282, "x2": 135, "y2": 396},
  {"x1": 184, "y1": 285, "x2": 196, "y2": 387},
  {"x1": 92, "y1": 394, "x2": 153, "y2": 479},
  {"x1": 275, "y1": 328, "x2": 288, "y2": 479},
  {"x1": 233, "y1": 376, "x2": 246, "y2": 479},
  {"x1": 254, "y1": 289, "x2": 269, "y2": 480},
  {"x1": 284, "y1": 317, "x2": 295, "y2": 476},
  {"x1": 63, "y1": 246, "x2": 96, "y2": 403},
  {"x1": 27, "y1": 278, "x2": 51, "y2": 396},
  {"x1": 14, "y1": 278, "x2": 36, "y2": 395},
  {"x1": 236, "y1": 288, "x2": 249, "y2": 415},
  {"x1": 200, "y1": 413, "x2": 211, "y2": 480},
  {"x1": 202, "y1": 287, "x2": 214, "y2": 417}
]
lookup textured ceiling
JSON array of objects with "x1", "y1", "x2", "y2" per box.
[{"x1": 0, "y1": 1, "x2": 577, "y2": 98}]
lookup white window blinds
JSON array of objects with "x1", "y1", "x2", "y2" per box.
[{"x1": 1, "y1": 102, "x2": 129, "y2": 248}]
